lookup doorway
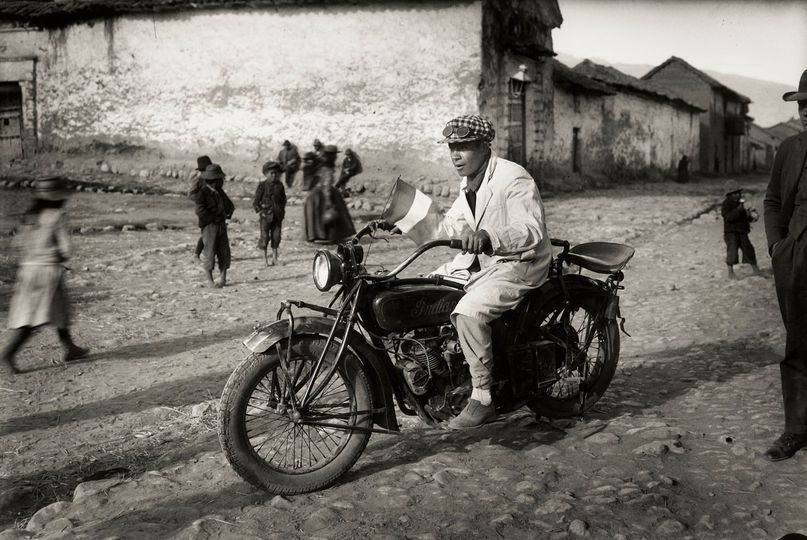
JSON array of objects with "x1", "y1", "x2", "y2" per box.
[
  {"x1": 0, "y1": 82, "x2": 24, "y2": 160},
  {"x1": 572, "y1": 127, "x2": 581, "y2": 173}
]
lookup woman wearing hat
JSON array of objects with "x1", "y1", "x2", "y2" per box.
[
  {"x1": 1, "y1": 177, "x2": 88, "y2": 375},
  {"x1": 763, "y1": 69, "x2": 807, "y2": 461},
  {"x1": 303, "y1": 144, "x2": 356, "y2": 243},
  {"x1": 721, "y1": 179, "x2": 760, "y2": 279}
]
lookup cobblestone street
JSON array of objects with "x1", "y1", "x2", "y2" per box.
[{"x1": 1, "y1": 173, "x2": 805, "y2": 539}]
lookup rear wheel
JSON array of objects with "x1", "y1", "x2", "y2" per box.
[
  {"x1": 218, "y1": 335, "x2": 373, "y2": 494},
  {"x1": 528, "y1": 289, "x2": 619, "y2": 419}
]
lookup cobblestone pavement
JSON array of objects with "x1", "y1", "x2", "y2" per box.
[{"x1": 1, "y1": 174, "x2": 805, "y2": 539}]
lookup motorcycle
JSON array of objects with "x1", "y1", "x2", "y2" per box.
[{"x1": 218, "y1": 220, "x2": 635, "y2": 495}]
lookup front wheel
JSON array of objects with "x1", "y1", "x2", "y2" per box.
[
  {"x1": 218, "y1": 334, "x2": 373, "y2": 494},
  {"x1": 528, "y1": 288, "x2": 619, "y2": 419}
]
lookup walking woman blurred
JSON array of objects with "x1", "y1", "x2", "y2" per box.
[
  {"x1": 0, "y1": 177, "x2": 88, "y2": 375},
  {"x1": 303, "y1": 145, "x2": 355, "y2": 243}
]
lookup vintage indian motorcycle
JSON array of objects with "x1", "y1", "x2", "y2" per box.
[{"x1": 218, "y1": 220, "x2": 635, "y2": 495}]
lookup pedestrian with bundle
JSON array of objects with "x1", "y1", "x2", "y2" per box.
[
  {"x1": 336, "y1": 148, "x2": 363, "y2": 193},
  {"x1": 721, "y1": 179, "x2": 760, "y2": 279},
  {"x1": 0, "y1": 176, "x2": 88, "y2": 375},
  {"x1": 253, "y1": 161, "x2": 287, "y2": 266}
]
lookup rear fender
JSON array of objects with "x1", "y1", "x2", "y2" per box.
[
  {"x1": 243, "y1": 316, "x2": 399, "y2": 431},
  {"x1": 521, "y1": 274, "x2": 611, "y2": 320}
]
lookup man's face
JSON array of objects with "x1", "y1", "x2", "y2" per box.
[
  {"x1": 267, "y1": 170, "x2": 280, "y2": 181},
  {"x1": 448, "y1": 140, "x2": 489, "y2": 177},
  {"x1": 799, "y1": 101, "x2": 807, "y2": 130}
]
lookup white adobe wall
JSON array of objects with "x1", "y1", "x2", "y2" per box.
[{"x1": 4, "y1": 3, "x2": 483, "y2": 179}]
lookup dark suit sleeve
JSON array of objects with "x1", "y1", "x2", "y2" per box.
[
  {"x1": 764, "y1": 140, "x2": 789, "y2": 253},
  {"x1": 253, "y1": 183, "x2": 264, "y2": 213},
  {"x1": 222, "y1": 191, "x2": 235, "y2": 219}
]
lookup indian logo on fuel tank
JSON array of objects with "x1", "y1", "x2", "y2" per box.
[{"x1": 411, "y1": 297, "x2": 456, "y2": 318}]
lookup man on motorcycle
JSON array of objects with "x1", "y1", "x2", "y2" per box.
[{"x1": 432, "y1": 115, "x2": 552, "y2": 429}]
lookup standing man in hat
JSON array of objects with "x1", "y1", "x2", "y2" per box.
[
  {"x1": 196, "y1": 164, "x2": 235, "y2": 288},
  {"x1": 0, "y1": 177, "x2": 88, "y2": 375},
  {"x1": 277, "y1": 140, "x2": 301, "y2": 189},
  {"x1": 763, "y1": 69, "x2": 807, "y2": 461},
  {"x1": 391, "y1": 115, "x2": 551, "y2": 429},
  {"x1": 253, "y1": 161, "x2": 287, "y2": 266},
  {"x1": 189, "y1": 155, "x2": 213, "y2": 259},
  {"x1": 722, "y1": 179, "x2": 760, "y2": 279}
]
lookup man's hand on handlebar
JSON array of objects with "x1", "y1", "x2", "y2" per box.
[
  {"x1": 369, "y1": 219, "x2": 401, "y2": 235},
  {"x1": 460, "y1": 229, "x2": 492, "y2": 255}
]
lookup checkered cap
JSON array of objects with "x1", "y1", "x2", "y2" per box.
[{"x1": 438, "y1": 115, "x2": 496, "y2": 144}]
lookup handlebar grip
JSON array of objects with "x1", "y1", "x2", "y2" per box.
[{"x1": 448, "y1": 239, "x2": 463, "y2": 250}]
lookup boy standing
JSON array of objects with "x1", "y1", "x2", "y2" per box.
[
  {"x1": 253, "y1": 161, "x2": 287, "y2": 266},
  {"x1": 196, "y1": 164, "x2": 235, "y2": 287},
  {"x1": 722, "y1": 179, "x2": 760, "y2": 279}
]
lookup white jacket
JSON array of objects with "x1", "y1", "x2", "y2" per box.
[{"x1": 430, "y1": 154, "x2": 552, "y2": 321}]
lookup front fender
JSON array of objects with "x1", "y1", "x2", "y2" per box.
[{"x1": 243, "y1": 316, "x2": 399, "y2": 431}]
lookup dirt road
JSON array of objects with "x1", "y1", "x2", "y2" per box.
[{"x1": 1, "y1": 172, "x2": 805, "y2": 539}]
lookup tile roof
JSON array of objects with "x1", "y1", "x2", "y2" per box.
[
  {"x1": 642, "y1": 56, "x2": 751, "y2": 104},
  {"x1": 573, "y1": 59, "x2": 705, "y2": 112},
  {"x1": 552, "y1": 59, "x2": 615, "y2": 96}
]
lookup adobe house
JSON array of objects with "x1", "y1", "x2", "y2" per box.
[
  {"x1": 548, "y1": 59, "x2": 702, "y2": 186},
  {"x1": 642, "y1": 56, "x2": 751, "y2": 176},
  {"x1": 0, "y1": 0, "x2": 562, "y2": 183},
  {"x1": 747, "y1": 123, "x2": 776, "y2": 172}
]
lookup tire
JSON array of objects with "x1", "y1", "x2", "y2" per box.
[
  {"x1": 527, "y1": 287, "x2": 619, "y2": 419},
  {"x1": 218, "y1": 334, "x2": 373, "y2": 494}
]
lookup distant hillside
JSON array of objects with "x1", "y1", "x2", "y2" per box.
[{"x1": 555, "y1": 52, "x2": 797, "y2": 128}]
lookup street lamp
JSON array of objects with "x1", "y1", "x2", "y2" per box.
[{"x1": 508, "y1": 64, "x2": 531, "y2": 98}]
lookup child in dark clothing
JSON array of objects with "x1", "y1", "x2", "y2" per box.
[
  {"x1": 721, "y1": 179, "x2": 761, "y2": 279},
  {"x1": 253, "y1": 161, "x2": 287, "y2": 266},
  {"x1": 195, "y1": 164, "x2": 235, "y2": 287},
  {"x1": 189, "y1": 155, "x2": 212, "y2": 259}
]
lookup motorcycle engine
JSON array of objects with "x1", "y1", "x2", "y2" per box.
[{"x1": 392, "y1": 326, "x2": 471, "y2": 420}]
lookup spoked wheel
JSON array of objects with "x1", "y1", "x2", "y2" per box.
[
  {"x1": 528, "y1": 289, "x2": 619, "y2": 418},
  {"x1": 218, "y1": 334, "x2": 373, "y2": 494}
]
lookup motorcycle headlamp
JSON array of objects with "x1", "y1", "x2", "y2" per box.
[{"x1": 312, "y1": 250, "x2": 343, "y2": 291}]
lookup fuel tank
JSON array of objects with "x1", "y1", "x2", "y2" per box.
[{"x1": 371, "y1": 284, "x2": 463, "y2": 332}]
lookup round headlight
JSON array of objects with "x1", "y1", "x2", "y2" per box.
[{"x1": 312, "y1": 250, "x2": 342, "y2": 291}]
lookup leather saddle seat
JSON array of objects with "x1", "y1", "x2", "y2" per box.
[{"x1": 563, "y1": 242, "x2": 635, "y2": 274}]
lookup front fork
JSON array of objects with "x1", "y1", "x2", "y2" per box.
[{"x1": 273, "y1": 282, "x2": 363, "y2": 413}]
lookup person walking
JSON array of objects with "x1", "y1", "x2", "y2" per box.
[
  {"x1": 762, "y1": 68, "x2": 807, "y2": 461},
  {"x1": 189, "y1": 155, "x2": 212, "y2": 260},
  {"x1": 277, "y1": 140, "x2": 301, "y2": 189},
  {"x1": 721, "y1": 179, "x2": 760, "y2": 279},
  {"x1": 253, "y1": 161, "x2": 287, "y2": 266},
  {"x1": 677, "y1": 154, "x2": 690, "y2": 183},
  {"x1": 0, "y1": 177, "x2": 88, "y2": 375},
  {"x1": 303, "y1": 145, "x2": 355, "y2": 243},
  {"x1": 301, "y1": 151, "x2": 319, "y2": 191},
  {"x1": 195, "y1": 164, "x2": 235, "y2": 288}
]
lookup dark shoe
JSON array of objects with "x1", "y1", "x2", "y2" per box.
[
  {"x1": 447, "y1": 399, "x2": 496, "y2": 430},
  {"x1": 764, "y1": 432, "x2": 807, "y2": 462},
  {"x1": 63, "y1": 345, "x2": 89, "y2": 363}
]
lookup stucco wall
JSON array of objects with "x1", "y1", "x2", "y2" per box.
[
  {"x1": 551, "y1": 86, "x2": 699, "y2": 183},
  {"x1": 1, "y1": 3, "x2": 484, "y2": 180}
]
